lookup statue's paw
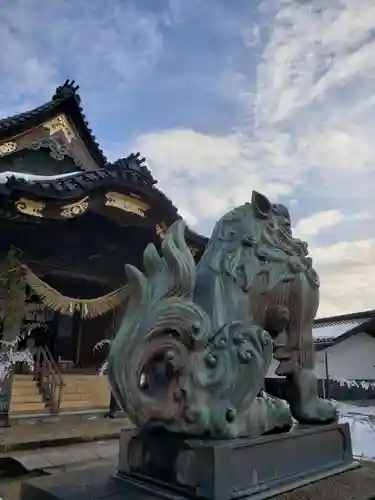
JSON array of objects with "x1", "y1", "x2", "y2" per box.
[
  {"x1": 291, "y1": 398, "x2": 338, "y2": 425},
  {"x1": 262, "y1": 394, "x2": 293, "y2": 434},
  {"x1": 245, "y1": 394, "x2": 293, "y2": 436}
]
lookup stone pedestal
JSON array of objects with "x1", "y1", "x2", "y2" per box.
[
  {"x1": 117, "y1": 422, "x2": 357, "y2": 500},
  {"x1": 20, "y1": 423, "x2": 363, "y2": 500}
]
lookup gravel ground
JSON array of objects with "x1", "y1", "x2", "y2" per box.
[{"x1": 1, "y1": 472, "x2": 43, "y2": 500}]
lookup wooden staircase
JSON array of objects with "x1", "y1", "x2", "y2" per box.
[
  {"x1": 59, "y1": 374, "x2": 110, "y2": 411},
  {"x1": 10, "y1": 374, "x2": 46, "y2": 414},
  {"x1": 9, "y1": 353, "x2": 111, "y2": 415}
]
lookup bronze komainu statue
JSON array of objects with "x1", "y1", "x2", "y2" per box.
[{"x1": 108, "y1": 191, "x2": 337, "y2": 438}]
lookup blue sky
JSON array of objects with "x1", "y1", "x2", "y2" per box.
[{"x1": 1, "y1": 0, "x2": 375, "y2": 316}]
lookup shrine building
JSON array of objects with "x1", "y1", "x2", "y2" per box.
[
  {"x1": 0, "y1": 80, "x2": 207, "y2": 421},
  {"x1": 2, "y1": 79, "x2": 369, "y2": 422}
]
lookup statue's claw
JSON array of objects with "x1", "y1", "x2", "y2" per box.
[
  {"x1": 285, "y1": 369, "x2": 339, "y2": 425},
  {"x1": 244, "y1": 393, "x2": 293, "y2": 436},
  {"x1": 290, "y1": 397, "x2": 338, "y2": 425}
]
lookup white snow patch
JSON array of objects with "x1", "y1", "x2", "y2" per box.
[
  {"x1": 0, "y1": 170, "x2": 80, "y2": 184},
  {"x1": 0, "y1": 330, "x2": 36, "y2": 385},
  {"x1": 313, "y1": 320, "x2": 367, "y2": 340},
  {"x1": 93, "y1": 338, "x2": 112, "y2": 376},
  {"x1": 339, "y1": 402, "x2": 375, "y2": 461},
  {"x1": 332, "y1": 378, "x2": 375, "y2": 391}
]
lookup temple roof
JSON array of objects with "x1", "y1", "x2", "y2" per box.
[
  {"x1": 0, "y1": 161, "x2": 208, "y2": 252},
  {"x1": 0, "y1": 79, "x2": 208, "y2": 253},
  {"x1": 2, "y1": 153, "x2": 177, "y2": 220},
  {"x1": 4, "y1": 153, "x2": 157, "y2": 199},
  {"x1": 313, "y1": 309, "x2": 375, "y2": 349},
  {"x1": 0, "y1": 80, "x2": 106, "y2": 167}
]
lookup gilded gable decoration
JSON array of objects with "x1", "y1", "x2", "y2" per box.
[
  {"x1": 27, "y1": 137, "x2": 82, "y2": 166},
  {"x1": 43, "y1": 114, "x2": 76, "y2": 143}
]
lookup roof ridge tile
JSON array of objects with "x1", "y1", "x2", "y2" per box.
[{"x1": 0, "y1": 79, "x2": 107, "y2": 167}]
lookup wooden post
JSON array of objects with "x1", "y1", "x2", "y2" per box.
[
  {"x1": 0, "y1": 355, "x2": 12, "y2": 427},
  {"x1": 71, "y1": 311, "x2": 83, "y2": 367},
  {"x1": 324, "y1": 350, "x2": 330, "y2": 399},
  {"x1": 75, "y1": 315, "x2": 83, "y2": 367}
]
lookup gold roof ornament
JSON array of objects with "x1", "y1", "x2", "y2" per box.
[
  {"x1": 104, "y1": 191, "x2": 149, "y2": 217},
  {"x1": 60, "y1": 197, "x2": 89, "y2": 219},
  {"x1": 0, "y1": 141, "x2": 17, "y2": 156},
  {"x1": 15, "y1": 198, "x2": 45, "y2": 218}
]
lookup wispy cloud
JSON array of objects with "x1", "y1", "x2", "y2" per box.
[
  {"x1": 0, "y1": 0, "x2": 166, "y2": 110},
  {"x1": 294, "y1": 210, "x2": 372, "y2": 241},
  {"x1": 1, "y1": 0, "x2": 375, "y2": 316}
]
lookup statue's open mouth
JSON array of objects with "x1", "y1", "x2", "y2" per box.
[{"x1": 138, "y1": 355, "x2": 173, "y2": 398}]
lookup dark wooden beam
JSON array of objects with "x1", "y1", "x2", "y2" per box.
[{"x1": 27, "y1": 261, "x2": 111, "y2": 286}]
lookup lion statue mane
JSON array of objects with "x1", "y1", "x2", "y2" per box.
[{"x1": 108, "y1": 191, "x2": 337, "y2": 439}]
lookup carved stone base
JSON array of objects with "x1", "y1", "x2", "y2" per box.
[
  {"x1": 117, "y1": 423, "x2": 357, "y2": 500},
  {"x1": 20, "y1": 423, "x2": 361, "y2": 500}
]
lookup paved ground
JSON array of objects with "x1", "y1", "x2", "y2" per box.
[
  {"x1": 0, "y1": 415, "x2": 132, "y2": 452},
  {"x1": 0, "y1": 452, "x2": 117, "y2": 500},
  {"x1": 0, "y1": 439, "x2": 119, "y2": 472},
  {"x1": 0, "y1": 415, "x2": 131, "y2": 498},
  {"x1": 4, "y1": 459, "x2": 375, "y2": 500}
]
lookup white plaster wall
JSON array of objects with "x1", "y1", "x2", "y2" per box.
[
  {"x1": 267, "y1": 332, "x2": 375, "y2": 381},
  {"x1": 314, "y1": 332, "x2": 375, "y2": 380}
]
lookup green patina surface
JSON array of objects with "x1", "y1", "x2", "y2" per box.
[{"x1": 108, "y1": 191, "x2": 337, "y2": 438}]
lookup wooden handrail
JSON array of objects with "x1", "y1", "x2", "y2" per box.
[
  {"x1": 34, "y1": 346, "x2": 64, "y2": 412},
  {"x1": 43, "y1": 345, "x2": 64, "y2": 386}
]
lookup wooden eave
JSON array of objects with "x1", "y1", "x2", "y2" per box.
[
  {"x1": 0, "y1": 162, "x2": 208, "y2": 256},
  {"x1": 0, "y1": 79, "x2": 209, "y2": 256},
  {"x1": 314, "y1": 317, "x2": 375, "y2": 351},
  {"x1": 314, "y1": 309, "x2": 375, "y2": 327}
]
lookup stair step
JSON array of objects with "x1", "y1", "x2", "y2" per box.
[
  {"x1": 11, "y1": 393, "x2": 43, "y2": 403},
  {"x1": 59, "y1": 375, "x2": 111, "y2": 411},
  {"x1": 9, "y1": 375, "x2": 46, "y2": 414},
  {"x1": 12, "y1": 386, "x2": 40, "y2": 396},
  {"x1": 63, "y1": 376, "x2": 105, "y2": 382},
  {"x1": 63, "y1": 381, "x2": 109, "y2": 386},
  {"x1": 12, "y1": 380, "x2": 39, "y2": 388},
  {"x1": 64, "y1": 383, "x2": 107, "y2": 386},
  {"x1": 63, "y1": 387, "x2": 109, "y2": 393},
  {"x1": 10, "y1": 401, "x2": 46, "y2": 413},
  {"x1": 12, "y1": 378, "x2": 41, "y2": 398},
  {"x1": 60, "y1": 392, "x2": 108, "y2": 401},
  {"x1": 59, "y1": 400, "x2": 107, "y2": 410},
  {"x1": 62, "y1": 386, "x2": 109, "y2": 393}
]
